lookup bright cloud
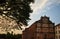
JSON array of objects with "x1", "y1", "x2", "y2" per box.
[
  {"x1": 30, "y1": 0, "x2": 48, "y2": 13},
  {"x1": 30, "y1": 0, "x2": 60, "y2": 14},
  {"x1": 44, "y1": 0, "x2": 60, "y2": 10}
]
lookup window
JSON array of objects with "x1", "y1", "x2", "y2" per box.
[
  {"x1": 36, "y1": 28, "x2": 40, "y2": 32},
  {"x1": 59, "y1": 31, "x2": 60, "y2": 33},
  {"x1": 36, "y1": 23, "x2": 41, "y2": 32},
  {"x1": 59, "y1": 35, "x2": 60, "y2": 39},
  {"x1": 42, "y1": 24, "x2": 48, "y2": 27},
  {"x1": 31, "y1": 37, "x2": 34, "y2": 39},
  {"x1": 49, "y1": 29, "x2": 54, "y2": 32},
  {"x1": 50, "y1": 24, "x2": 54, "y2": 27},
  {"x1": 55, "y1": 36, "x2": 58, "y2": 39},
  {"x1": 55, "y1": 31, "x2": 57, "y2": 34},
  {"x1": 37, "y1": 37, "x2": 39, "y2": 39},
  {"x1": 37, "y1": 23, "x2": 41, "y2": 28},
  {"x1": 42, "y1": 18, "x2": 48, "y2": 23},
  {"x1": 36, "y1": 33, "x2": 40, "y2": 39},
  {"x1": 55, "y1": 27, "x2": 57, "y2": 30},
  {"x1": 37, "y1": 33, "x2": 40, "y2": 37},
  {"x1": 58, "y1": 26, "x2": 60, "y2": 28}
]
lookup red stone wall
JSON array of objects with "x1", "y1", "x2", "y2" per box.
[{"x1": 22, "y1": 16, "x2": 55, "y2": 39}]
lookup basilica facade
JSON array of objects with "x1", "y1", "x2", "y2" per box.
[{"x1": 22, "y1": 16, "x2": 55, "y2": 39}]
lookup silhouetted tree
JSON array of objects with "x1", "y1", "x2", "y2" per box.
[
  {"x1": 0, "y1": 33, "x2": 22, "y2": 39},
  {"x1": 0, "y1": 0, "x2": 34, "y2": 29}
]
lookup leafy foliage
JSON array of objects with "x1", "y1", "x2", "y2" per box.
[{"x1": 0, "y1": 0, "x2": 34, "y2": 26}]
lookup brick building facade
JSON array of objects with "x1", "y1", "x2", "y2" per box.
[{"x1": 22, "y1": 16, "x2": 55, "y2": 39}]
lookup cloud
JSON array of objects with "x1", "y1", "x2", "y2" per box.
[
  {"x1": 30, "y1": 0, "x2": 60, "y2": 14},
  {"x1": 30, "y1": 0, "x2": 48, "y2": 13},
  {"x1": 44, "y1": 0, "x2": 60, "y2": 10}
]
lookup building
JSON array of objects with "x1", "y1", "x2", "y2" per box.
[
  {"x1": 55, "y1": 24, "x2": 60, "y2": 39},
  {"x1": 22, "y1": 16, "x2": 55, "y2": 39}
]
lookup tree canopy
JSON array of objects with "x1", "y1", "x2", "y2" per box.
[{"x1": 0, "y1": 0, "x2": 34, "y2": 27}]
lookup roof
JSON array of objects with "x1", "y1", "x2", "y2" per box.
[{"x1": 56, "y1": 23, "x2": 60, "y2": 27}]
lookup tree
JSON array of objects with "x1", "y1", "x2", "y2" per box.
[{"x1": 0, "y1": 0, "x2": 34, "y2": 29}]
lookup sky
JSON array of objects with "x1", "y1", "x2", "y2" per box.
[{"x1": 28, "y1": 0, "x2": 60, "y2": 26}]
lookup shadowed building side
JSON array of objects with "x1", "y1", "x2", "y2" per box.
[{"x1": 22, "y1": 16, "x2": 55, "y2": 39}]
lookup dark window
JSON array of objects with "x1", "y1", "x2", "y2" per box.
[
  {"x1": 55, "y1": 31, "x2": 57, "y2": 33},
  {"x1": 31, "y1": 37, "x2": 34, "y2": 39},
  {"x1": 59, "y1": 35, "x2": 60, "y2": 39},
  {"x1": 55, "y1": 36, "x2": 57, "y2": 39},
  {"x1": 59, "y1": 31, "x2": 60, "y2": 33}
]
